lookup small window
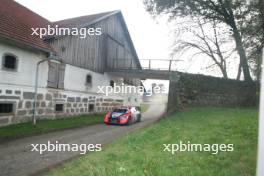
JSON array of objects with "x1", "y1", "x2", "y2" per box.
[
  {"x1": 110, "y1": 80, "x2": 114, "y2": 88},
  {"x1": 0, "y1": 103, "x2": 13, "y2": 114},
  {"x1": 86, "y1": 74, "x2": 92, "y2": 85},
  {"x1": 55, "y1": 104, "x2": 64, "y2": 112},
  {"x1": 2, "y1": 54, "x2": 18, "y2": 70},
  {"x1": 89, "y1": 104, "x2": 94, "y2": 112},
  {"x1": 124, "y1": 78, "x2": 133, "y2": 85}
]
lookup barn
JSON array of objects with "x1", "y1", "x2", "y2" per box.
[{"x1": 0, "y1": 0, "x2": 142, "y2": 126}]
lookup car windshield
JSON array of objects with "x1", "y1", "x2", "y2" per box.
[{"x1": 113, "y1": 109, "x2": 128, "y2": 113}]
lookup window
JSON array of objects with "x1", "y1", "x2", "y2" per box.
[
  {"x1": 89, "y1": 104, "x2": 94, "y2": 112},
  {"x1": 55, "y1": 104, "x2": 64, "y2": 112},
  {"x1": 110, "y1": 80, "x2": 114, "y2": 88},
  {"x1": 86, "y1": 74, "x2": 92, "y2": 85},
  {"x1": 124, "y1": 78, "x2": 133, "y2": 85},
  {"x1": 47, "y1": 62, "x2": 65, "y2": 89},
  {"x1": 2, "y1": 53, "x2": 18, "y2": 70},
  {"x1": 0, "y1": 103, "x2": 14, "y2": 114}
]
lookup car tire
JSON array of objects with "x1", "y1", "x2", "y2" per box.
[
  {"x1": 137, "y1": 114, "x2": 141, "y2": 122},
  {"x1": 127, "y1": 116, "x2": 133, "y2": 125}
]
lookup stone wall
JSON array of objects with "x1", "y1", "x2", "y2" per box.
[
  {"x1": 167, "y1": 73, "x2": 259, "y2": 113},
  {"x1": 0, "y1": 88, "x2": 123, "y2": 126}
]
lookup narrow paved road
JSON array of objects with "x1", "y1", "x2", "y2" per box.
[{"x1": 0, "y1": 98, "x2": 166, "y2": 176}]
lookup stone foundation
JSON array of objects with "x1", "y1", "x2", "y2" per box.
[{"x1": 0, "y1": 89, "x2": 124, "y2": 126}]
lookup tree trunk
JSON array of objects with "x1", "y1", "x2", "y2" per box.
[
  {"x1": 236, "y1": 62, "x2": 242, "y2": 80},
  {"x1": 225, "y1": 4, "x2": 253, "y2": 82},
  {"x1": 232, "y1": 26, "x2": 252, "y2": 82},
  {"x1": 220, "y1": 67, "x2": 228, "y2": 79}
]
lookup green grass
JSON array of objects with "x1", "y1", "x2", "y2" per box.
[
  {"x1": 0, "y1": 114, "x2": 104, "y2": 139},
  {"x1": 46, "y1": 107, "x2": 258, "y2": 176},
  {"x1": 140, "y1": 103, "x2": 150, "y2": 113}
]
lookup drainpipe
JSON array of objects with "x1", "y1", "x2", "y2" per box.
[{"x1": 32, "y1": 53, "x2": 53, "y2": 125}]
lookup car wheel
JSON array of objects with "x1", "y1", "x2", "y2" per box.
[
  {"x1": 127, "y1": 116, "x2": 133, "y2": 125},
  {"x1": 137, "y1": 114, "x2": 141, "y2": 122}
]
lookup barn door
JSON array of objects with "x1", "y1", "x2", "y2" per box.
[{"x1": 47, "y1": 62, "x2": 65, "y2": 89}]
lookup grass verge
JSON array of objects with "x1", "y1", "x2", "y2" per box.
[
  {"x1": 46, "y1": 107, "x2": 258, "y2": 176},
  {"x1": 0, "y1": 114, "x2": 104, "y2": 140}
]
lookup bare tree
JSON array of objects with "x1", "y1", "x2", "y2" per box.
[
  {"x1": 144, "y1": 0, "x2": 261, "y2": 82},
  {"x1": 171, "y1": 18, "x2": 235, "y2": 78}
]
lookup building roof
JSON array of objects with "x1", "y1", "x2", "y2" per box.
[
  {"x1": 0, "y1": 1, "x2": 141, "y2": 68},
  {"x1": 0, "y1": 0, "x2": 53, "y2": 52},
  {"x1": 53, "y1": 11, "x2": 119, "y2": 29}
]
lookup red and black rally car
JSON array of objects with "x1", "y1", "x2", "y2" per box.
[{"x1": 104, "y1": 106, "x2": 141, "y2": 125}]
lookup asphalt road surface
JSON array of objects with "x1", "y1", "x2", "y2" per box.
[{"x1": 0, "y1": 96, "x2": 167, "y2": 176}]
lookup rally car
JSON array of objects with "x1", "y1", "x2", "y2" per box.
[{"x1": 104, "y1": 106, "x2": 141, "y2": 125}]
